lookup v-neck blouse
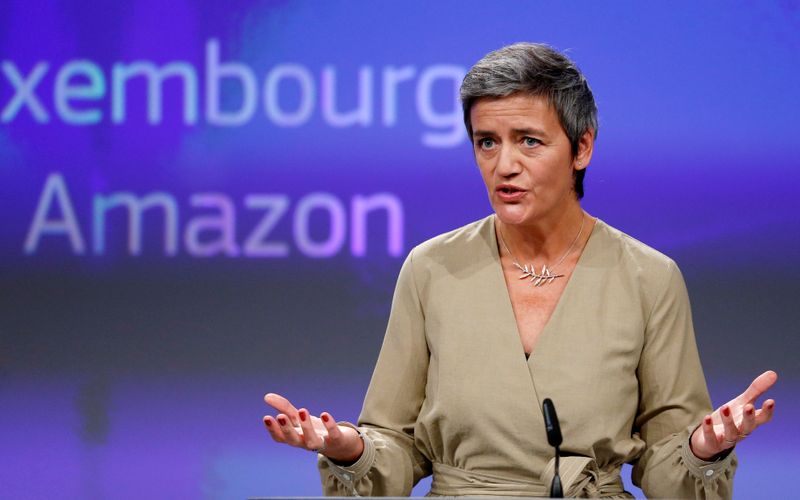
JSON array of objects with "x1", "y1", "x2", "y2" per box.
[
  {"x1": 492, "y1": 214, "x2": 594, "y2": 362},
  {"x1": 318, "y1": 215, "x2": 736, "y2": 498}
]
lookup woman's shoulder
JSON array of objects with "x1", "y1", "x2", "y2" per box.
[
  {"x1": 409, "y1": 215, "x2": 494, "y2": 263},
  {"x1": 590, "y1": 219, "x2": 685, "y2": 303},
  {"x1": 593, "y1": 219, "x2": 677, "y2": 269}
]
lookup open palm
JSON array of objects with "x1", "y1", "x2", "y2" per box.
[{"x1": 690, "y1": 370, "x2": 777, "y2": 460}]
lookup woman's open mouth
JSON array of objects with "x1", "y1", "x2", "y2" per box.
[{"x1": 496, "y1": 185, "x2": 527, "y2": 201}]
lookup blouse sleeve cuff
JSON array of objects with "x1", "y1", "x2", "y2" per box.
[
  {"x1": 318, "y1": 421, "x2": 376, "y2": 484},
  {"x1": 679, "y1": 425, "x2": 736, "y2": 482}
]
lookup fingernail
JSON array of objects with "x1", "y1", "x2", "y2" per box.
[
  {"x1": 705, "y1": 416, "x2": 712, "y2": 425},
  {"x1": 265, "y1": 419, "x2": 272, "y2": 427},
  {"x1": 299, "y1": 411, "x2": 307, "y2": 422},
  {"x1": 722, "y1": 407, "x2": 730, "y2": 417},
  {"x1": 277, "y1": 416, "x2": 287, "y2": 426},
  {"x1": 746, "y1": 407, "x2": 754, "y2": 415},
  {"x1": 321, "y1": 414, "x2": 330, "y2": 423}
]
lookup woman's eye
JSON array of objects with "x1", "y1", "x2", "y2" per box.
[{"x1": 523, "y1": 137, "x2": 541, "y2": 147}]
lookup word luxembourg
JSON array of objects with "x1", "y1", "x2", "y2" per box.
[{"x1": 1, "y1": 39, "x2": 467, "y2": 147}]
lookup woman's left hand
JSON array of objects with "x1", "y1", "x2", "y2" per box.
[{"x1": 690, "y1": 370, "x2": 777, "y2": 460}]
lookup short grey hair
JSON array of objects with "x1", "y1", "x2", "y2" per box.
[{"x1": 460, "y1": 43, "x2": 598, "y2": 198}]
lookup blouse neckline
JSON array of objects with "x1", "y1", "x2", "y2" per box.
[{"x1": 486, "y1": 215, "x2": 604, "y2": 362}]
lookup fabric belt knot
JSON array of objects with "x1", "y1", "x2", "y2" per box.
[
  {"x1": 431, "y1": 459, "x2": 627, "y2": 498},
  {"x1": 430, "y1": 463, "x2": 548, "y2": 497},
  {"x1": 542, "y1": 457, "x2": 626, "y2": 498}
]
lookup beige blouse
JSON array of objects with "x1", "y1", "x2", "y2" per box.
[{"x1": 318, "y1": 216, "x2": 736, "y2": 498}]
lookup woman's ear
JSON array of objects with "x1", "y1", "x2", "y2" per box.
[{"x1": 574, "y1": 129, "x2": 595, "y2": 171}]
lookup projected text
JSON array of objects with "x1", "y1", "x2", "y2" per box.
[
  {"x1": 24, "y1": 173, "x2": 405, "y2": 258},
  {"x1": 1, "y1": 39, "x2": 467, "y2": 147}
]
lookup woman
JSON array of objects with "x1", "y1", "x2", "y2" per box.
[{"x1": 262, "y1": 43, "x2": 776, "y2": 498}]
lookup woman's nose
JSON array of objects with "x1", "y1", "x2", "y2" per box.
[{"x1": 496, "y1": 145, "x2": 522, "y2": 177}]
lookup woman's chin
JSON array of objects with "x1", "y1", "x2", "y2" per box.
[{"x1": 493, "y1": 206, "x2": 531, "y2": 226}]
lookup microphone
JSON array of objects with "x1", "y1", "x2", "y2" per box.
[{"x1": 542, "y1": 398, "x2": 563, "y2": 498}]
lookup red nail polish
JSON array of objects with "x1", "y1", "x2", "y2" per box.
[
  {"x1": 265, "y1": 419, "x2": 272, "y2": 427},
  {"x1": 722, "y1": 407, "x2": 730, "y2": 417},
  {"x1": 705, "y1": 416, "x2": 712, "y2": 425},
  {"x1": 299, "y1": 411, "x2": 307, "y2": 422},
  {"x1": 746, "y1": 407, "x2": 754, "y2": 415},
  {"x1": 277, "y1": 416, "x2": 287, "y2": 426},
  {"x1": 321, "y1": 414, "x2": 330, "y2": 423}
]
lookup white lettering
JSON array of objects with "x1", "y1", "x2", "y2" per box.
[
  {"x1": 416, "y1": 64, "x2": 466, "y2": 148},
  {"x1": 24, "y1": 174, "x2": 405, "y2": 259},
  {"x1": 24, "y1": 173, "x2": 85, "y2": 254},
  {"x1": 264, "y1": 64, "x2": 315, "y2": 127},
  {"x1": 111, "y1": 61, "x2": 198, "y2": 124},
  {"x1": 205, "y1": 38, "x2": 257, "y2": 126},
  {"x1": 184, "y1": 193, "x2": 239, "y2": 257},
  {"x1": 1, "y1": 61, "x2": 50, "y2": 123},
  {"x1": 321, "y1": 66, "x2": 373, "y2": 127},
  {"x1": 381, "y1": 66, "x2": 416, "y2": 126},
  {"x1": 350, "y1": 193, "x2": 404, "y2": 257},
  {"x1": 93, "y1": 192, "x2": 179, "y2": 255},
  {"x1": 243, "y1": 194, "x2": 290, "y2": 257},
  {"x1": 54, "y1": 60, "x2": 106, "y2": 125},
  {"x1": 2, "y1": 43, "x2": 470, "y2": 148},
  {"x1": 293, "y1": 193, "x2": 346, "y2": 258}
]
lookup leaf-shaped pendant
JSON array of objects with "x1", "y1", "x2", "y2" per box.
[{"x1": 514, "y1": 262, "x2": 564, "y2": 287}]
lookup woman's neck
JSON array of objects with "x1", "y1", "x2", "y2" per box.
[{"x1": 495, "y1": 205, "x2": 587, "y2": 265}]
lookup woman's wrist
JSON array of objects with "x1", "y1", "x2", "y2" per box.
[
  {"x1": 323, "y1": 425, "x2": 365, "y2": 463},
  {"x1": 689, "y1": 425, "x2": 722, "y2": 461}
]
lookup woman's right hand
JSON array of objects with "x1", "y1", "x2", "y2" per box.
[{"x1": 263, "y1": 393, "x2": 365, "y2": 463}]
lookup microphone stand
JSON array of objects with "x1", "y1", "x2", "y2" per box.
[{"x1": 551, "y1": 445, "x2": 563, "y2": 498}]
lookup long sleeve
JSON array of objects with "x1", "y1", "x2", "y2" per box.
[
  {"x1": 631, "y1": 260, "x2": 736, "y2": 499},
  {"x1": 317, "y1": 249, "x2": 432, "y2": 496}
]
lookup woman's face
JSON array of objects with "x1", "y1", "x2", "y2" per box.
[{"x1": 470, "y1": 93, "x2": 589, "y2": 227}]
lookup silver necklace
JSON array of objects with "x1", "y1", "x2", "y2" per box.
[{"x1": 497, "y1": 215, "x2": 586, "y2": 287}]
